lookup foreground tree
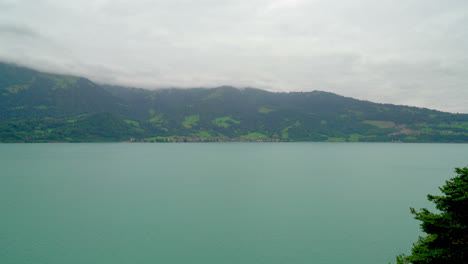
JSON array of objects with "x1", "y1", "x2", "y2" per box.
[{"x1": 397, "y1": 167, "x2": 468, "y2": 264}]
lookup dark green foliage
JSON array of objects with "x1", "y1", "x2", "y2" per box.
[
  {"x1": 397, "y1": 167, "x2": 468, "y2": 264},
  {"x1": 1, "y1": 62, "x2": 468, "y2": 142},
  {"x1": 0, "y1": 63, "x2": 122, "y2": 121},
  {"x1": 0, "y1": 113, "x2": 145, "y2": 142}
]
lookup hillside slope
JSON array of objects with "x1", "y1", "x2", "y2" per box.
[{"x1": 1, "y1": 62, "x2": 467, "y2": 142}]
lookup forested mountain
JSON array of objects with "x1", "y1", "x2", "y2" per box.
[{"x1": 1, "y1": 62, "x2": 467, "y2": 142}]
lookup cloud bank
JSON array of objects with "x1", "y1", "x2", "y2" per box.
[{"x1": 1, "y1": 0, "x2": 467, "y2": 112}]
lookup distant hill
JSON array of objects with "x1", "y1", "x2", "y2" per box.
[{"x1": 1, "y1": 62, "x2": 467, "y2": 142}]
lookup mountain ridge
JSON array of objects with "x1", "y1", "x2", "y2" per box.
[{"x1": 1, "y1": 62, "x2": 467, "y2": 142}]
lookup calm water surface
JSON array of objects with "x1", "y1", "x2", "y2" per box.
[{"x1": 1, "y1": 143, "x2": 467, "y2": 264}]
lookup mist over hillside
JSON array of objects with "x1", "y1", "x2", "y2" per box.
[{"x1": 1, "y1": 62, "x2": 468, "y2": 142}]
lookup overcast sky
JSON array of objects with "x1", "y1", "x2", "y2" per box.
[{"x1": 1, "y1": 0, "x2": 467, "y2": 113}]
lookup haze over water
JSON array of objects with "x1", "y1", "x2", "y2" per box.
[{"x1": 1, "y1": 143, "x2": 467, "y2": 264}]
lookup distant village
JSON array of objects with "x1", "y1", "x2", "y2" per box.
[{"x1": 128, "y1": 136, "x2": 289, "y2": 143}]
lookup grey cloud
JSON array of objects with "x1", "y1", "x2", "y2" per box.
[
  {"x1": 0, "y1": 24, "x2": 40, "y2": 37},
  {"x1": 0, "y1": 0, "x2": 467, "y2": 112}
]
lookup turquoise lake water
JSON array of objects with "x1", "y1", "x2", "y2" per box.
[{"x1": 1, "y1": 143, "x2": 467, "y2": 264}]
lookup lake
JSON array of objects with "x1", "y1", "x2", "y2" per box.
[{"x1": 1, "y1": 143, "x2": 467, "y2": 264}]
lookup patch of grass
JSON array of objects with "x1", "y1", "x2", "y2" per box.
[
  {"x1": 204, "y1": 89, "x2": 223, "y2": 100},
  {"x1": 11, "y1": 106, "x2": 26, "y2": 110},
  {"x1": 183, "y1": 115, "x2": 200, "y2": 128},
  {"x1": 35, "y1": 105, "x2": 48, "y2": 110},
  {"x1": 149, "y1": 114, "x2": 164, "y2": 124},
  {"x1": 213, "y1": 116, "x2": 240, "y2": 128},
  {"x1": 147, "y1": 113, "x2": 168, "y2": 131},
  {"x1": 404, "y1": 136, "x2": 418, "y2": 142},
  {"x1": 440, "y1": 131, "x2": 458, "y2": 136},
  {"x1": 363, "y1": 120, "x2": 395, "y2": 128},
  {"x1": 196, "y1": 131, "x2": 213, "y2": 138},
  {"x1": 437, "y1": 123, "x2": 451, "y2": 128},
  {"x1": 451, "y1": 122, "x2": 468, "y2": 130},
  {"x1": 124, "y1": 120, "x2": 140, "y2": 127},
  {"x1": 258, "y1": 106, "x2": 275, "y2": 114},
  {"x1": 432, "y1": 122, "x2": 468, "y2": 131},
  {"x1": 5, "y1": 84, "x2": 30, "y2": 93},
  {"x1": 241, "y1": 132, "x2": 268, "y2": 138},
  {"x1": 281, "y1": 121, "x2": 301, "y2": 138},
  {"x1": 281, "y1": 125, "x2": 292, "y2": 138},
  {"x1": 348, "y1": 134, "x2": 362, "y2": 142},
  {"x1": 327, "y1": 137, "x2": 346, "y2": 142},
  {"x1": 45, "y1": 76, "x2": 78, "y2": 89}
]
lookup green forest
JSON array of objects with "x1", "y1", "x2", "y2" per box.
[
  {"x1": 1, "y1": 62, "x2": 468, "y2": 143},
  {"x1": 395, "y1": 167, "x2": 468, "y2": 264}
]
